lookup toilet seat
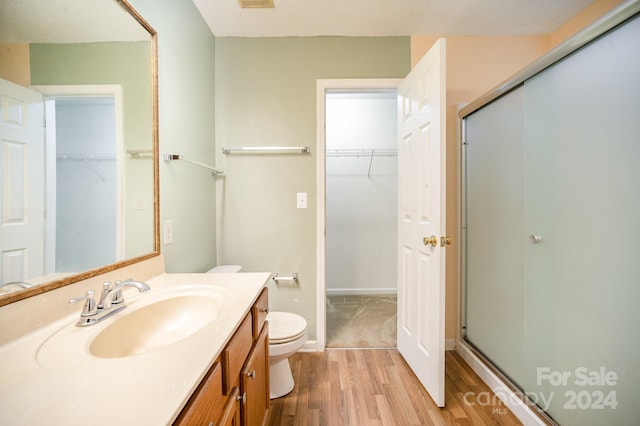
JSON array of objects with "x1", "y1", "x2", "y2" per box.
[{"x1": 268, "y1": 311, "x2": 307, "y2": 344}]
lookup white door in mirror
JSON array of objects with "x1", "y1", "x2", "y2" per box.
[{"x1": 0, "y1": 79, "x2": 45, "y2": 283}]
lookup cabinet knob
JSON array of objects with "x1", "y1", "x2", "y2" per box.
[
  {"x1": 246, "y1": 369, "x2": 256, "y2": 379},
  {"x1": 261, "y1": 307, "x2": 269, "y2": 314},
  {"x1": 237, "y1": 392, "x2": 247, "y2": 405}
]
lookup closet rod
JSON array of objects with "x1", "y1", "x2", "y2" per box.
[
  {"x1": 325, "y1": 148, "x2": 397, "y2": 157},
  {"x1": 56, "y1": 154, "x2": 116, "y2": 160},
  {"x1": 163, "y1": 153, "x2": 224, "y2": 176},
  {"x1": 222, "y1": 146, "x2": 310, "y2": 155}
]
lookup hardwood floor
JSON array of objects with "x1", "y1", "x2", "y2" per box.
[{"x1": 269, "y1": 350, "x2": 523, "y2": 425}]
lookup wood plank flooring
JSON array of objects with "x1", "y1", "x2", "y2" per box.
[{"x1": 269, "y1": 350, "x2": 523, "y2": 425}]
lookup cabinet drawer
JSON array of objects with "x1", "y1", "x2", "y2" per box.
[
  {"x1": 174, "y1": 361, "x2": 223, "y2": 425},
  {"x1": 222, "y1": 314, "x2": 252, "y2": 394},
  {"x1": 252, "y1": 288, "x2": 269, "y2": 340}
]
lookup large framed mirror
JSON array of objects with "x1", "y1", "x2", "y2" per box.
[{"x1": 0, "y1": 0, "x2": 159, "y2": 306}]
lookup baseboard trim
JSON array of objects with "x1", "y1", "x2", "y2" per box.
[
  {"x1": 445, "y1": 338, "x2": 456, "y2": 351},
  {"x1": 456, "y1": 340, "x2": 549, "y2": 426},
  {"x1": 326, "y1": 288, "x2": 397, "y2": 296},
  {"x1": 299, "y1": 340, "x2": 318, "y2": 352}
]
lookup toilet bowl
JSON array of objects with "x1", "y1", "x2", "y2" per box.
[
  {"x1": 208, "y1": 265, "x2": 307, "y2": 399},
  {"x1": 267, "y1": 311, "x2": 307, "y2": 399}
]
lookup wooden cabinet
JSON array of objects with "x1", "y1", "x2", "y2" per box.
[
  {"x1": 173, "y1": 361, "x2": 224, "y2": 425},
  {"x1": 241, "y1": 324, "x2": 270, "y2": 426},
  {"x1": 219, "y1": 387, "x2": 241, "y2": 426},
  {"x1": 175, "y1": 287, "x2": 270, "y2": 426}
]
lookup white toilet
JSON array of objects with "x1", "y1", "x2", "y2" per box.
[
  {"x1": 208, "y1": 265, "x2": 308, "y2": 399},
  {"x1": 267, "y1": 311, "x2": 307, "y2": 399}
]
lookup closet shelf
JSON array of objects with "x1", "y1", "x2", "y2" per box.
[
  {"x1": 56, "y1": 154, "x2": 116, "y2": 160},
  {"x1": 56, "y1": 154, "x2": 114, "y2": 183},
  {"x1": 326, "y1": 149, "x2": 397, "y2": 178},
  {"x1": 325, "y1": 148, "x2": 397, "y2": 157}
]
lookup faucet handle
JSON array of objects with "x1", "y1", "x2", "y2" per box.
[
  {"x1": 69, "y1": 290, "x2": 97, "y2": 317},
  {"x1": 97, "y1": 282, "x2": 112, "y2": 309},
  {"x1": 111, "y1": 280, "x2": 124, "y2": 305}
]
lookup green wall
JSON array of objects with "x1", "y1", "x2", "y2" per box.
[
  {"x1": 215, "y1": 37, "x2": 410, "y2": 340},
  {"x1": 130, "y1": 0, "x2": 217, "y2": 273}
]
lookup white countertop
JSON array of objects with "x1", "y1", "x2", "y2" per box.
[{"x1": 0, "y1": 272, "x2": 270, "y2": 425}]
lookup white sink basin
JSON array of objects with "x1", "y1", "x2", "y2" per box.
[
  {"x1": 37, "y1": 284, "x2": 234, "y2": 368},
  {"x1": 90, "y1": 295, "x2": 219, "y2": 358}
]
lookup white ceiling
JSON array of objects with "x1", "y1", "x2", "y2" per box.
[{"x1": 192, "y1": 0, "x2": 598, "y2": 37}]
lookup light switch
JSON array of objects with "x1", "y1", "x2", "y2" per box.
[
  {"x1": 296, "y1": 192, "x2": 307, "y2": 209},
  {"x1": 133, "y1": 195, "x2": 145, "y2": 210}
]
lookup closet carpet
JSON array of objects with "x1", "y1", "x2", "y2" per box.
[{"x1": 326, "y1": 295, "x2": 397, "y2": 348}]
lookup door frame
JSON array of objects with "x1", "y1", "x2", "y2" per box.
[
  {"x1": 315, "y1": 78, "x2": 402, "y2": 351},
  {"x1": 33, "y1": 84, "x2": 125, "y2": 267}
]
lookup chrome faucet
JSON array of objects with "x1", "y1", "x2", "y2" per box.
[
  {"x1": 69, "y1": 279, "x2": 150, "y2": 327},
  {"x1": 98, "y1": 279, "x2": 151, "y2": 309}
]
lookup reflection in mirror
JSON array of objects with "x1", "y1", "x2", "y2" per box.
[{"x1": 0, "y1": 0, "x2": 158, "y2": 305}]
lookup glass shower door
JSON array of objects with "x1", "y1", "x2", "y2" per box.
[
  {"x1": 464, "y1": 12, "x2": 640, "y2": 425},
  {"x1": 521, "y1": 14, "x2": 640, "y2": 424}
]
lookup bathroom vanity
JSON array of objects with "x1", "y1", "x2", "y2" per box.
[
  {"x1": 0, "y1": 259, "x2": 271, "y2": 425},
  {"x1": 175, "y1": 286, "x2": 270, "y2": 425}
]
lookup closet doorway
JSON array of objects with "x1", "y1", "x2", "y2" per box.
[
  {"x1": 36, "y1": 85, "x2": 125, "y2": 274},
  {"x1": 322, "y1": 83, "x2": 399, "y2": 348}
]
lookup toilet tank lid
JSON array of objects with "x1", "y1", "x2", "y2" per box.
[{"x1": 207, "y1": 265, "x2": 242, "y2": 273}]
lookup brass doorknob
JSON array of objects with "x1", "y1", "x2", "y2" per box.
[
  {"x1": 423, "y1": 235, "x2": 438, "y2": 247},
  {"x1": 441, "y1": 236, "x2": 452, "y2": 247}
]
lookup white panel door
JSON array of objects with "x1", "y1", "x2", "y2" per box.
[
  {"x1": 0, "y1": 79, "x2": 45, "y2": 284},
  {"x1": 397, "y1": 39, "x2": 447, "y2": 407}
]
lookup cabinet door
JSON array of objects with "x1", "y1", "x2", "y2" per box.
[
  {"x1": 223, "y1": 315, "x2": 253, "y2": 394},
  {"x1": 219, "y1": 387, "x2": 241, "y2": 426},
  {"x1": 241, "y1": 323, "x2": 270, "y2": 426},
  {"x1": 174, "y1": 361, "x2": 224, "y2": 425}
]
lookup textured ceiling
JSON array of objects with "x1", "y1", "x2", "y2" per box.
[{"x1": 192, "y1": 0, "x2": 598, "y2": 37}]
